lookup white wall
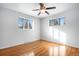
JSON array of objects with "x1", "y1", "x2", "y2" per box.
[
  {"x1": 40, "y1": 8, "x2": 79, "y2": 48},
  {"x1": 0, "y1": 5, "x2": 79, "y2": 49},
  {"x1": 0, "y1": 7, "x2": 40, "y2": 49}
]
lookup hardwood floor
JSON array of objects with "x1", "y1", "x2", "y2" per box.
[{"x1": 0, "y1": 40, "x2": 79, "y2": 56}]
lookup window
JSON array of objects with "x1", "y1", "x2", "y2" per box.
[
  {"x1": 49, "y1": 16, "x2": 66, "y2": 43},
  {"x1": 58, "y1": 16, "x2": 65, "y2": 26},
  {"x1": 28, "y1": 20, "x2": 32, "y2": 29},
  {"x1": 49, "y1": 16, "x2": 65, "y2": 26},
  {"x1": 49, "y1": 20, "x2": 55, "y2": 26},
  {"x1": 17, "y1": 17, "x2": 33, "y2": 30}
]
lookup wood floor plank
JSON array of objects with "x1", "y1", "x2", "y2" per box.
[{"x1": 0, "y1": 40, "x2": 79, "y2": 56}]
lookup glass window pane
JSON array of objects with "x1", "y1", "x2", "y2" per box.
[
  {"x1": 24, "y1": 20, "x2": 28, "y2": 29},
  {"x1": 18, "y1": 17, "x2": 33, "y2": 30},
  {"x1": 18, "y1": 18, "x2": 25, "y2": 29},
  {"x1": 60, "y1": 17, "x2": 65, "y2": 26},
  {"x1": 29, "y1": 20, "x2": 32, "y2": 29},
  {"x1": 54, "y1": 19, "x2": 58, "y2": 25},
  {"x1": 49, "y1": 20, "x2": 54, "y2": 26}
]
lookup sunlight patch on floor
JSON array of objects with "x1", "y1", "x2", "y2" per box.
[
  {"x1": 22, "y1": 51, "x2": 34, "y2": 56},
  {"x1": 49, "y1": 46, "x2": 66, "y2": 56}
]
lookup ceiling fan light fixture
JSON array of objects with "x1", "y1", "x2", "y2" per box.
[
  {"x1": 40, "y1": 9, "x2": 46, "y2": 14},
  {"x1": 32, "y1": 3, "x2": 56, "y2": 15}
]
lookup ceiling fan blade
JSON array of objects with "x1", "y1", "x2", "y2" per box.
[
  {"x1": 46, "y1": 7, "x2": 56, "y2": 10},
  {"x1": 37, "y1": 12, "x2": 41, "y2": 16},
  {"x1": 32, "y1": 9, "x2": 39, "y2": 11},
  {"x1": 45, "y1": 11, "x2": 49, "y2": 15}
]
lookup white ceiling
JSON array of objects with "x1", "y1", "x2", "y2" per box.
[{"x1": 0, "y1": 3, "x2": 79, "y2": 18}]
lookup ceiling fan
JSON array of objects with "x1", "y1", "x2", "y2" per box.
[{"x1": 32, "y1": 3, "x2": 56, "y2": 15}]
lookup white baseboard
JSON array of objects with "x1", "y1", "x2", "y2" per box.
[
  {"x1": 0, "y1": 39, "x2": 40, "y2": 49},
  {"x1": 41, "y1": 39, "x2": 79, "y2": 48}
]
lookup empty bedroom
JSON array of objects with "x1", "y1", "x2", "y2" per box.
[{"x1": 0, "y1": 3, "x2": 79, "y2": 56}]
